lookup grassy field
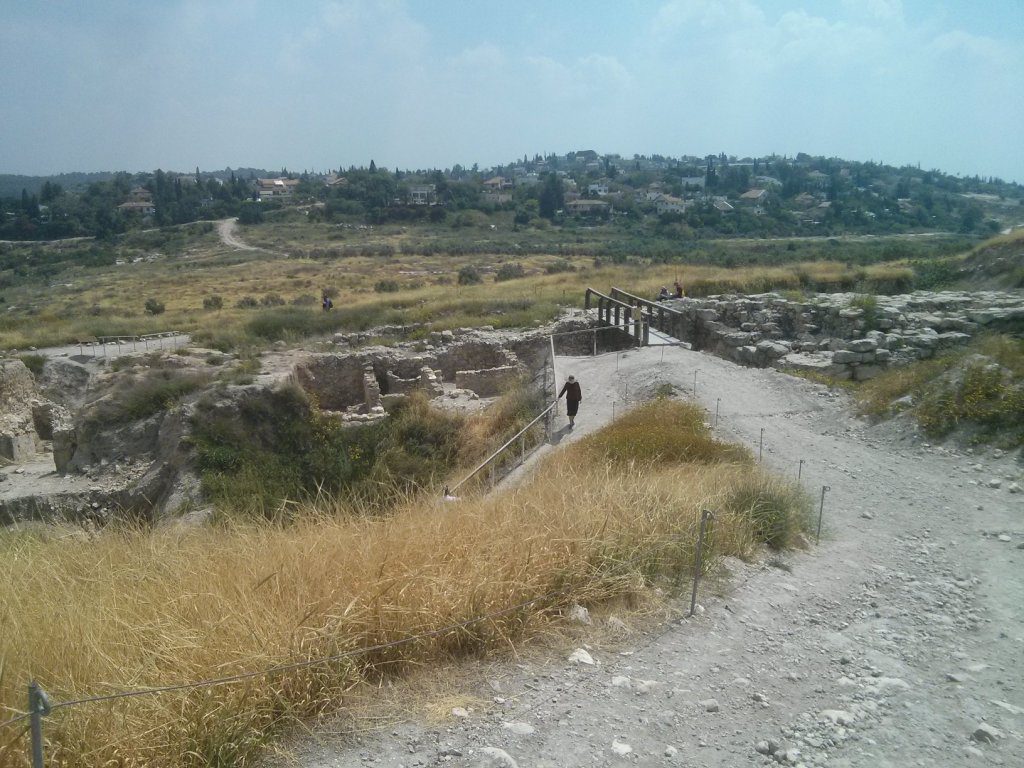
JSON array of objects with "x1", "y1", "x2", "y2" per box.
[
  {"x1": 0, "y1": 212, "x2": 961, "y2": 351},
  {"x1": 0, "y1": 399, "x2": 810, "y2": 768}
]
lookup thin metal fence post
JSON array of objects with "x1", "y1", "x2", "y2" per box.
[
  {"x1": 592, "y1": 329, "x2": 597, "y2": 356},
  {"x1": 689, "y1": 509, "x2": 714, "y2": 617},
  {"x1": 797, "y1": 459, "x2": 804, "y2": 482},
  {"x1": 817, "y1": 486, "x2": 831, "y2": 544},
  {"x1": 693, "y1": 369, "x2": 698, "y2": 398},
  {"x1": 29, "y1": 680, "x2": 50, "y2": 768},
  {"x1": 714, "y1": 398, "x2": 720, "y2": 427},
  {"x1": 758, "y1": 428, "x2": 764, "y2": 462}
]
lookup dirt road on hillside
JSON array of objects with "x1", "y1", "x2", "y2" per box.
[
  {"x1": 289, "y1": 346, "x2": 1024, "y2": 768},
  {"x1": 217, "y1": 217, "x2": 258, "y2": 250}
]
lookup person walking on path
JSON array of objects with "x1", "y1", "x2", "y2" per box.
[{"x1": 559, "y1": 375, "x2": 582, "y2": 428}]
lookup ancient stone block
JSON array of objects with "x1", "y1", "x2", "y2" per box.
[
  {"x1": 52, "y1": 427, "x2": 77, "y2": 474},
  {"x1": 0, "y1": 431, "x2": 37, "y2": 462},
  {"x1": 847, "y1": 338, "x2": 878, "y2": 352},
  {"x1": 454, "y1": 365, "x2": 520, "y2": 397}
]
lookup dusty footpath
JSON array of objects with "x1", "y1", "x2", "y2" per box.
[{"x1": 288, "y1": 346, "x2": 1024, "y2": 768}]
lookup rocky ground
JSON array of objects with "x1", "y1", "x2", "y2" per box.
[{"x1": 282, "y1": 345, "x2": 1024, "y2": 768}]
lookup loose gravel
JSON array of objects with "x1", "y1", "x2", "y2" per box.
[{"x1": 285, "y1": 345, "x2": 1023, "y2": 768}]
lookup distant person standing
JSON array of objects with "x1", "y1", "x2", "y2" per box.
[
  {"x1": 322, "y1": 295, "x2": 333, "y2": 311},
  {"x1": 674, "y1": 280, "x2": 684, "y2": 298},
  {"x1": 559, "y1": 375, "x2": 582, "y2": 428}
]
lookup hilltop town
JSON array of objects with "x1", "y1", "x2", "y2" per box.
[{"x1": 2, "y1": 150, "x2": 1021, "y2": 243}]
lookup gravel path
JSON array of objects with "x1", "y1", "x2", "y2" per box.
[
  {"x1": 292, "y1": 345, "x2": 1024, "y2": 767},
  {"x1": 217, "y1": 217, "x2": 259, "y2": 250}
]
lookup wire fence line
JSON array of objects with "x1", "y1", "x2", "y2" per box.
[
  {"x1": 0, "y1": 581, "x2": 576, "y2": 732},
  {"x1": 0, "y1": 521, "x2": 713, "y2": 740},
  {"x1": 76, "y1": 331, "x2": 189, "y2": 359}
]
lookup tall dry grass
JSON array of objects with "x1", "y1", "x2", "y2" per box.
[
  {"x1": 3, "y1": 241, "x2": 919, "y2": 350},
  {"x1": 0, "y1": 401, "x2": 809, "y2": 767}
]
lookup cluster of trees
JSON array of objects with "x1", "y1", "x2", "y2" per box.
[
  {"x1": 0, "y1": 170, "x2": 254, "y2": 240},
  {"x1": 309, "y1": 152, "x2": 1019, "y2": 237},
  {"x1": 2, "y1": 151, "x2": 1019, "y2": 241}
]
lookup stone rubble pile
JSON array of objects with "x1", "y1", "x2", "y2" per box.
[{"x1": 663, "y1": 290, "x2": 1024, "y2": 380}]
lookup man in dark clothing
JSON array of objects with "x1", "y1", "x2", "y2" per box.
[{"x1": 558, "y1": 375, "x2": 582, "y2": 428}]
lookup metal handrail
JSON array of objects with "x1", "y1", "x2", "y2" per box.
[
  {"x1": 446, "y1": 335, "x2": 559, "y2": 496},
  {"x1": 446, "y1": 399, "x2": 556, "y2": 496},
  {"x1": 549, "y1": 334, "x2": 558, "y2": 402}
]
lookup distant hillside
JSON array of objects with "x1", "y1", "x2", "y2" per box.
[
  {"x1": 3, "y1": 150, "x2": 1023, "y2": 242},
  {"x1": 0, "y1": 172, "x2": 118, "y2": 198},
  {"x1": 0, "y1": 168, "x2": 272, "y2": 198}
]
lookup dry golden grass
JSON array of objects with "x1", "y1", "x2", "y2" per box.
[
  {"x1": 0, "y1": 400, "x2": 808, "y2": 767},
  {"x1": 1, "y1": 211, "x2": 922, "y2": 351}
]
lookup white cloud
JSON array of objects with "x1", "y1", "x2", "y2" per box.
[
  {"x1": 525, "y1": 53, "x2": 632, "y2": 102},
  {"x1": 842, "y1": 0, "x2": 903, "y2": 23},
  {"x1": 929, "y1": 30, "x2": 1011, "y2": 65},
  {"x1": 653, "y1": 0, "x2": 765, "y2": 34}
]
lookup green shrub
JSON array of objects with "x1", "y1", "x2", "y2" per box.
[
  {"x1": 457, "y1": 265, "x2": 483, "y2": 285},
  {"x1": 545, "y1": 259, "x2": 576, "y2": 274},
  {"x1": 202, "y1": 295, "x2": 223, "y2": 311},
  {"x1": 260, "y1": 293, "x2": 286, "y2": 307},
  {"x1": 237, "y1": 201, "x2": 263, "y2": 224},
  {"x1": 79, "y1": 370, "x2": 209, "y2": 445},
  {"x1": 193, "y1": 389, "x2": 465, "y2": 516},
  {"x1": 144, "y1": 298, "x2": 166, "y2": 315},
  {"x1": 911, "y1": 259, "x2": 961, "y2": 290},
  {"x1": 236, "y1": 296, "x2": 259, "y2": 309},
  {"x1": 724, "y1": 476, "x2": 809, "y2": 549},
  {"x1": 857, "y1": 334, "x2": 1024, "y2": 446},
  {"x1": 17, "y1": 353, "x2": 45, "y2": 376},
  {"x1": 375, "y1": 279, "x2": 401, "y2": 293},
  {"x1": 494, "y1": 263, "x2": 526, "y2": 282},
  {"x1": 848, "y1": 294, "x2": 878, "y2": 331}
]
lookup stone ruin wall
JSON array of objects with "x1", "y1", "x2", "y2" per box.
[
  {"x1": 658, "y1": 290, "x2": 1024, "y2": 380},
  {"x1": 294, "y1": 329, "x2": 550, "y2": 422},
  {"x1": 454, "y1": 365, "x2": 521, "y2": 397}
]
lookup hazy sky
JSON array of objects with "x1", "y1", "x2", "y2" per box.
[{"x1": 2, "y1": 1, "x2": 1022, "y2": 181}]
